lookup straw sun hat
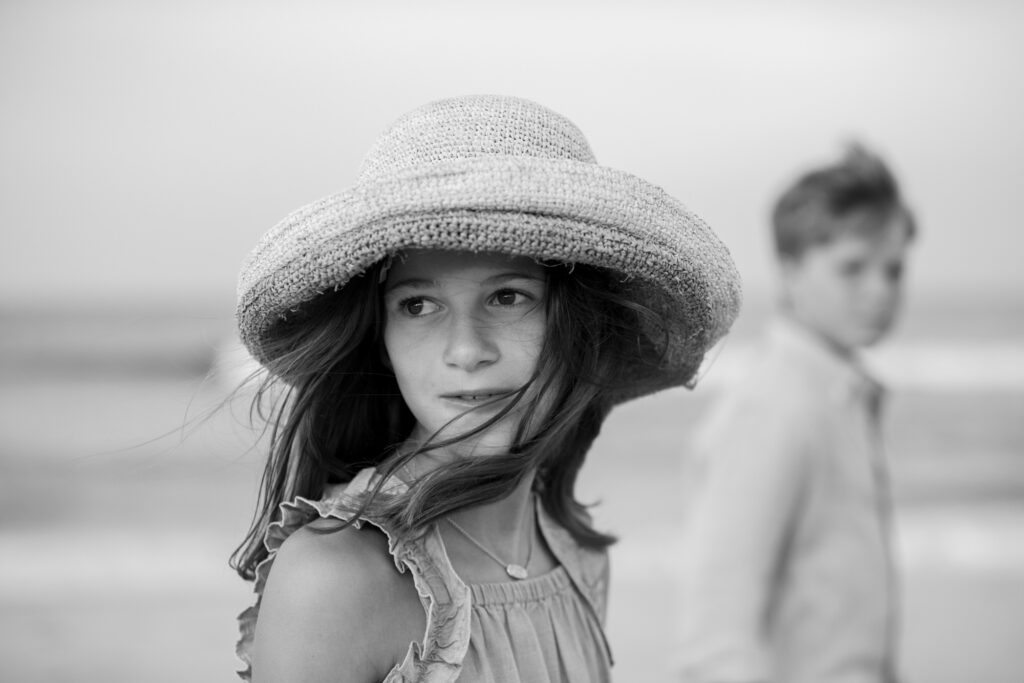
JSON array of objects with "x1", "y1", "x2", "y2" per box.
[{"x1": 237, "y1": 95, "x2": 741, "y2": 395}]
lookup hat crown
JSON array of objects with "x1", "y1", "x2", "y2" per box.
[{"x1": 357, "y1": 95, "x2": 597, "y2": 182}]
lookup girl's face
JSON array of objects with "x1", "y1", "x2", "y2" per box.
[{"x1": 382, "y1": 249, "x2": 548, "y2": 457}]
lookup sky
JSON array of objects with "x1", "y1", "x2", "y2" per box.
[{"x1": 2, "y1": 0, "x2": 1022, "y2": 312}]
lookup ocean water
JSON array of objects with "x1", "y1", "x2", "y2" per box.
[{"x1": 0, "y1": 296, "x2": 1022, "y2": 682}]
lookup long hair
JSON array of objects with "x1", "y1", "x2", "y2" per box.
[{"x1": 230, "y1": 260, "x2": 669, "y2": 581}]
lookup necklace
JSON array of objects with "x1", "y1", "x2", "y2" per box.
[{"x1": 445, "y1": 501, "x2": 535, "y2": 580}]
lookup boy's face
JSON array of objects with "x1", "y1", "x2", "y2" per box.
[{"x1": 781, "y1": 212, "x2": 912, "y2": 351}]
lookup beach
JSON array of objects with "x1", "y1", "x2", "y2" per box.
[
  {"x1": 1, "y1": 300, "x2": 1023, "y2": 682},
  {"x1": 4, "y1": 1, "x2": 1023, "y2": 679}
]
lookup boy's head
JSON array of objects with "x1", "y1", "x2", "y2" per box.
[{"x1": 772, "y1": 144, "x2": 916, "y2": 351}]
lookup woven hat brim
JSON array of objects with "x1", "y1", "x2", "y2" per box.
[{"x1": 238, "y1": 156, "x2": 741, "y2": 395}]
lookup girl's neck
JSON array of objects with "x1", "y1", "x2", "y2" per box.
[
  {"x1": 442, "y1": 472, "x2": 546, "y2": 583},
  {"x1": 447, "y1": 471, "x2": 537, "y2": 542},
  {"x1": 398, "y1": 449, "x2": 539, "y2": 562}
]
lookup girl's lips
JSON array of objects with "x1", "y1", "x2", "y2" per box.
[{"x1": 440, "y1": 390, "x2": 513, "y2": 404}]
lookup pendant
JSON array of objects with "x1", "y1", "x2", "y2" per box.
[{"x1": 505, "y1": 564, "x2": 528, "y2": 580}]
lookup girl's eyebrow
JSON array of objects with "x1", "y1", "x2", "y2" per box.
[
  {"x1": 384, "y1": 277, "x2": 435, "y2": 293},
  {"x1": 384, "y1": 271, "x2": 542, "y2": 293},
  {"x1": 486, "y1": 271, "x2": 544, "y2": 284}
]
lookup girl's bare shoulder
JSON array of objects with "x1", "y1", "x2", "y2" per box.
[{"x1": 252, "y1": 522, "x2": 425, "y2": 683}]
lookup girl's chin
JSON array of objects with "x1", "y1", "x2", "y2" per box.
[
  {"x1": 445, "y1": 436, "x2": 515, "y2": 458},
  {"x1": 409, "y1": 416, "x2": 521, "y2": 455}
]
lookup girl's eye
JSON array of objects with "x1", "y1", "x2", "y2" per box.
[
  {"x1": 399, "y1": 297, "x2": 439, "y2": 316},
  {"x1": 490, "y1": 289, "x2": 529, "y2": 307}
]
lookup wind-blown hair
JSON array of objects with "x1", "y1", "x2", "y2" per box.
[
  {"x1": 772, "y1": 143, "x2": 917, "y2": 260},
  {"x1": 230, "y1": 259, "x2": 669, "y2": 581}
]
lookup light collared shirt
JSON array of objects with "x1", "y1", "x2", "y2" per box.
[{"x1": 677, "y1": 316, "x2": 898, "y2": 683}]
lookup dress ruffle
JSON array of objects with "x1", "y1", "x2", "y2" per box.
[
  {"x1": 235, "y1": 468, "x2": 470, "y2": 681},
  {"x1": 235, "y1": 468, "x2": 611, "y2": 681}
]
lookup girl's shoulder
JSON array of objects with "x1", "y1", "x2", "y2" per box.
[
  {"x1": 253, "y1": 521, "x2": 424, "y2": 681},
  {"x1": 248, "y1": 468, "x2": 407, "y2": 598},
  {"x1": 236, "y1": 468, "x2": 422, "y2": 681},
  {"x1": 268, "y1": 518, "x2": 405, "y2": 600}
]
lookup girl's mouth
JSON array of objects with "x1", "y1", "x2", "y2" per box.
[{"x1": 441, "y1": 390, "x2": 512, "y2": 404}]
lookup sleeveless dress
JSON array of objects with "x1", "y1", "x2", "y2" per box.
[{"x1": 236, "y1": 469, "x2": 613, "y2": 682}]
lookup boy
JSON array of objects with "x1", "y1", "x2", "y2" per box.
[{"x1": 677, "y1": 145, "x2": 916, "y2": 683}]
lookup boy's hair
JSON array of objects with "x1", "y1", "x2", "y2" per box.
[
  {"x1": 229, "y1": 260, "x2": 669, "y2": 581},
  {"x1": 771, "y1": 143, "x2": 916, "y2": 259}
]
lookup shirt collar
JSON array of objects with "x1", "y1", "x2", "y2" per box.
[{"x1": 768, "y1": 315, "x2": 886, "y2": 408}]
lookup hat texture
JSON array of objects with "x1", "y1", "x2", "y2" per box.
[{"x1": 238, "y1": 95, "x2": 741, "y2": 394}]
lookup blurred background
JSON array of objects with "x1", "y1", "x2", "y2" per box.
[{"x1": 1, "y1": 0, "x2": 1022, "y2": 681}]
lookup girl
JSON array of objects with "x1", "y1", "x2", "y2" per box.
[{"x1": 232, "y1": 95, "x2": 740, "y2": 682}]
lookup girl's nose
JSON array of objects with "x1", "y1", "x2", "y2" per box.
[{"x1": 442, "y1": 313, "x2": 499, "y2": 371}]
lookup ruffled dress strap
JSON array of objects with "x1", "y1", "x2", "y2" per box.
[
  {"x1": 536, "y1": 502, "x2": 612, "y2": 631},
  {"x1": 235, "y1": 468, "x2": 472, "y2": 682},
  {"x1": 236, "y1": 469, "x2": 612, "y2": 681}
]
